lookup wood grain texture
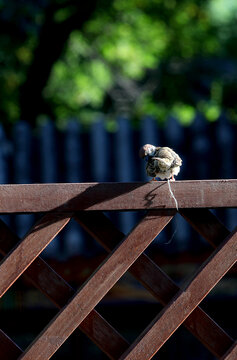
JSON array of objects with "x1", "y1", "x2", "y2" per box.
[
  {"x1": 75, "y1": 211, "x2": 234, "y2": 358},
  {"x1": 0, "y1": 219, "x2": 129, "y2": 360},
  {"x1": 120, "y1": 228, "x2": 237, "y2": 360},
  {"x1": 0, "y1": 180, "x2": 235, "y2": 212},
  {"x1": 19, "y1": 211, "x2": 174, "y2": 360}
]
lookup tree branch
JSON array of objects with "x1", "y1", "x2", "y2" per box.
[{"x1": 19, "y1": 0, "x2": 98, "y2": 125}]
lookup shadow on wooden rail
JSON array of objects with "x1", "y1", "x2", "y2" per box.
[{"x1": 0, "y1": 179, "x2": 235, "y2": 213}]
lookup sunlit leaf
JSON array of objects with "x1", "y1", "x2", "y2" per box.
[{"x1": 172, "y1": 103, "x2": 196, "y2": 125}]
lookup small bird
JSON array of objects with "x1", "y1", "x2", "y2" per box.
[{"x1": 139, "y1": 144, "x2": 182, "y2": 181}]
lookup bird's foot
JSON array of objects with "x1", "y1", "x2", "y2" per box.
[
  {"x1": 151, "y1": 177, "x2": 158, "y2": 181},
  {"x1": 170, "y1": 176, "x2": 175, "y2": 181}
]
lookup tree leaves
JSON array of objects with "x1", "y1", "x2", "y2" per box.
[{"x1": 1, "y1": 0, "x2": 237, "y2": 126}]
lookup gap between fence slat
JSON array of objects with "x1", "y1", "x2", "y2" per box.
[
  {"x1": 0, "y1": 329, "x2": 22, "y2": 360},
  {"x1": 19, "y1": 210, "x2": 174, "y2": 360},
  {"x1": 221, "y1": 341, "x2": 237, "y2": 360},
  {"x1": 75, "y1": 210, "x2": 234, "y2": 359},
  {"x1": 119, "y1": 228, "x2": 237, "y2": 360},
  {"x1": 0, "y1": 213, "x2": 71, "y2": 298},
  {"x1": 180, "y1": 208, "x2": 230, "y2": 247},
  {"x1": 0, "y1": 219, "x2": 129, "y2": 360}
]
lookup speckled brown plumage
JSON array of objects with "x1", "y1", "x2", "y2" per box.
[{"x1": 139, "y1": 144, "x2": 182, "y2": 180}]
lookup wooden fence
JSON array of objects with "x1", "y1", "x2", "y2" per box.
[
  {"x1": 0, "y1": 180, "x2": 236, "y2": 359},
  {"x1": 0, "y1": 115, "x2": 236, "y2": 258}
]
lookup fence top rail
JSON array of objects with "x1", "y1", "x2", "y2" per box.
[{"x1": 0, "y1": 180, "x2": 236, "y2": 213}]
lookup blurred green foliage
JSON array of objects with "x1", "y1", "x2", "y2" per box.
[{"x1": 1, "y1": 0, "x2": 237, "y2": 127}]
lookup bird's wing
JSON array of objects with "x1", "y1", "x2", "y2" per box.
[
  {"x1": 172, "y1": 153, "x2": 182, "y2": 166},
  {"x1": 151, "y1": 157, "x2": 173, "y2": 170},
  {"x1": 157, "y1": 147, "x2": 182, "y2": 166}
]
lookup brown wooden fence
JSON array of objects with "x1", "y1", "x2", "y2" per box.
[{"x1": 0, "y1": 180, "x2": 236, "y2": 359}]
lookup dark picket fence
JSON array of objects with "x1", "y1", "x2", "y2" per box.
[{"x1": 0, "y1": 114, "x2": 236, "y2": 259}]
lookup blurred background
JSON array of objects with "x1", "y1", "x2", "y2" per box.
[{"x1": 0, "y1": 0, "x2": 236, "y2": 359}]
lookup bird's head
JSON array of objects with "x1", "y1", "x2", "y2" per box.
[{"x1": 139, "y1": 144, "x2": 156, "y2": 159}]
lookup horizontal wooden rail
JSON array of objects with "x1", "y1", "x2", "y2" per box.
[{"x1": 0, "y1": 180, "x2": 236, "y2": 212}]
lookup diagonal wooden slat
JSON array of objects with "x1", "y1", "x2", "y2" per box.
[
  {"x1": 180, "y1": 208, "x2": 230, "y2": 247},
  {"x1": 221, "y1": 342, "x2": 237, "y2": 360},
  {"x1": 0, "y1": 329, "x2": 22, "y2": 360},
  {"x1": 0, "y1": 212, "x2": 71, "y2": 298},
  {"x1": 75, "y1": 211, "x2": 178, "y2": 303},
  {"x1": 75, "y1": 211, "x2": 234, "y2": 358},
  {"x1": 0, "y1": 180, "x2": 236, "y2": 212},
  {"x1": 119, "y1": 228, "x2": 237, "y2": 360},
  {"x1": 0, "y1": 219, "x2": 129, "y2": 360},
  {"x1": 180, "y1": 208, "x2": 237, "y2": 274},
  {"x1": 19, "y1": 210, "x2": 174, "y2": 359}
]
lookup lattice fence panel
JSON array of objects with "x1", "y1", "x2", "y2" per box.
[{"x1": 0, "y1": 181, "x2": 236, "y2": 359}]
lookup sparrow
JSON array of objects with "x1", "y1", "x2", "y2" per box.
[{"x1": 139, "y1": 144, "x2": 182, "y2": 181}]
